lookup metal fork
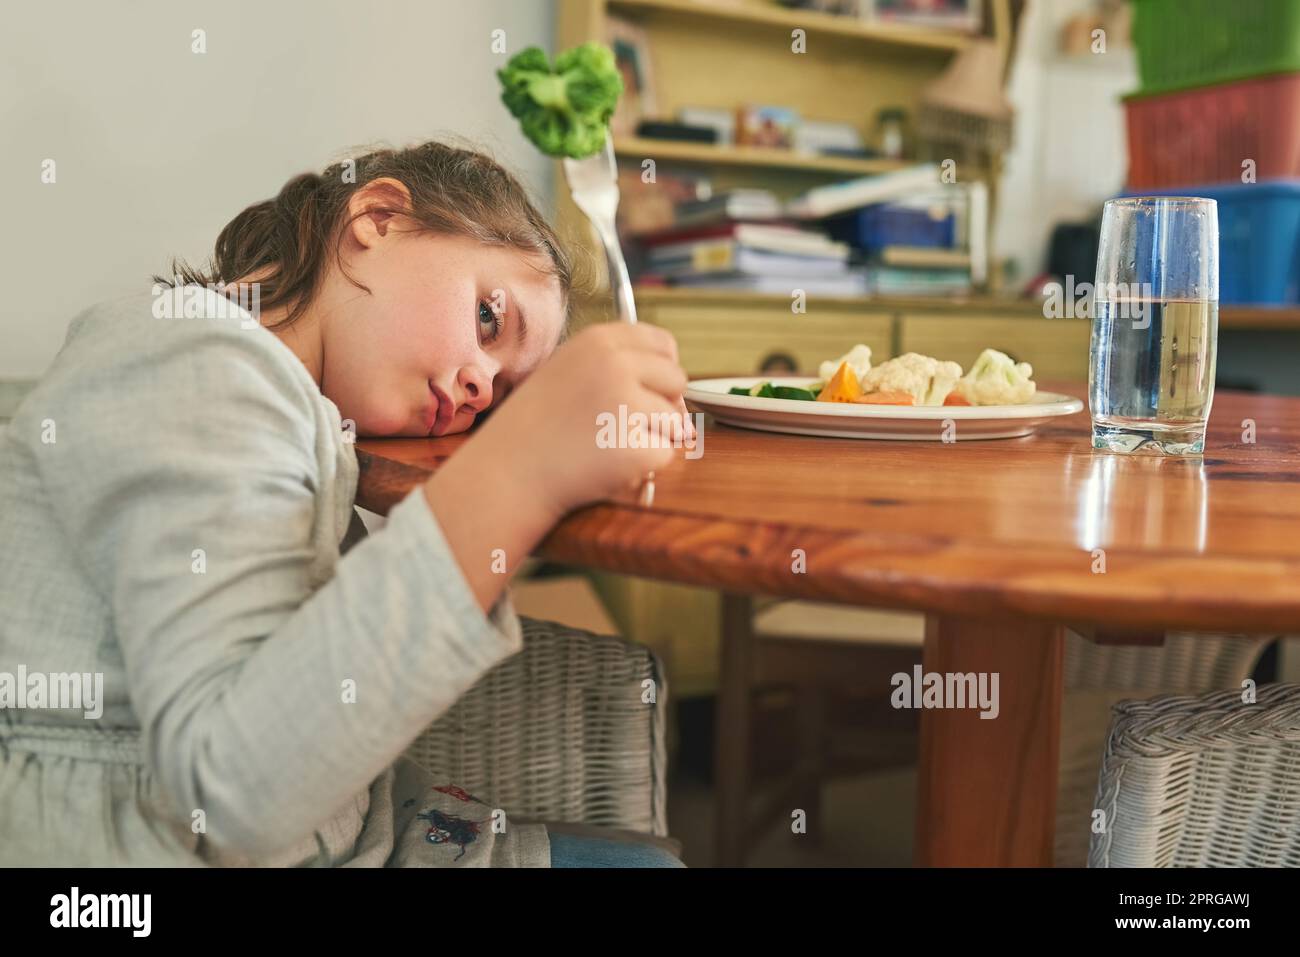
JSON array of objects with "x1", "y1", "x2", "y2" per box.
[
  {"x1": 563, "y1": 136, "x2": 655, "y2": 505},
  {"x1": 563, "y1": 136, "x2": 639, "y2": 326}
]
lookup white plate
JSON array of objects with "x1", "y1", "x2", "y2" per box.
[{"x1": 685, "y1": 377, "x2": 1084, "y2": 441}]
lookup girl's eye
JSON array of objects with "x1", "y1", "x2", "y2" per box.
[{"x1": 477, "y1": 299, "x2": 504, "y2": 344}]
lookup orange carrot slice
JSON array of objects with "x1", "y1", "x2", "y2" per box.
[
  {"x1": 816, "y1": 361, "x2": 864, "y2": 403},
  {"x1": 943, "y1": 392, "x2": 972, "y2": 406}
]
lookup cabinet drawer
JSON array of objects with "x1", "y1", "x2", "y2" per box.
[
  {"x1": 899, "y1": 314, "x2": 1090, "y2": 381},
  {"x1": 642, "y1": 301, "x2": 894, "y2": 377}
]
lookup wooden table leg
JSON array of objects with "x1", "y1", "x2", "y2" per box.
[
  {"x1": 914, "y1": 615, "x2": 1064, "y2": 867},
  {"x1": 715, "y1": 593, "x2": 755, "y2": 867}
]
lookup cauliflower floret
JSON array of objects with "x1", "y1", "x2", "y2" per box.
[
  {"x1": 860, "y1": 352, "x2": 964, "y2": 406},
  {"x1": 955, "y1": 348, "x2": 1036, "y2": 406},
  {"x1": 818, "y1": 344, "x2": 873, "y2": 385}
]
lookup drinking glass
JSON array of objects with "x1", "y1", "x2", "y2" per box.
[{"x1": 1089, "y1": 197, "x2": 1218, "y2": 455}]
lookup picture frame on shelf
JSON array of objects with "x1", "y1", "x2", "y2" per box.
[
  {"x1": 607, "y1": 16, "x2": 657, "y2": 136},
  {"x1": 735, "y1": 105, "x2": 800, "y2": 150}
]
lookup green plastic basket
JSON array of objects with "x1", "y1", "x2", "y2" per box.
[{"x1": 1132, "y1": 0, "x2": 1300, "y2": 95}]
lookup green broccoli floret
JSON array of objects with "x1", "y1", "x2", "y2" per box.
[{"x1": 497, "y1": 43, "x2": 623, "y2": 159}]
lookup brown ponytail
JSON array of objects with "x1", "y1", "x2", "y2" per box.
[{"x1": 158, "y1": 141, "x2": 576, "y2": 328}]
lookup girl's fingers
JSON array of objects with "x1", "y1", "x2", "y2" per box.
[
  {"x1": 606, "y1": 321, "x2": 680, "y2": 363},
  {"x1": 628, "y1": 389, "x2": 694, "y2": 449},
  {"x1": 629, "y1": 353, "x2": 689, "y2": 402},
  {"x1": 676, "y1": 396, "x2": 697, "y2": 441}
]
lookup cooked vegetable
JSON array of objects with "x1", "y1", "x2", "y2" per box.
[
  {"x1": 955, "y1": 348, "x2": 1037, "y2": 406},
  {"x1": 816, "y1": 361, "x2": 864, "y2": 403},
  {"x1": 497, "y1": 44, "x2": 623, "y2": 158},
  {"x1": 729, "y1": 383, "x2": 818, "y2": 401},
  {"x1": 851, "y1": 391, "x2": 915, "y2": 406},
  {"x1": 772, "y1": 386, "x2": 818, "y2": 401},
  {"x1": 859, "y1": 352, "x2": 964, "y2": 406},
  {"x1": 817, "y1": 344, "x2": 873, "y2": 384},
  {"x1": 729, "y1": 345, "x2": 1039, "y2": 412}
]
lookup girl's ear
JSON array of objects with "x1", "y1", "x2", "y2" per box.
[{"x1": 346, "y1": 177, "x2": 414, "y2": 249}]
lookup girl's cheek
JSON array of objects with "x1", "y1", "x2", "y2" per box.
[
  {"x1": 348, "y1": 389, "x2": 415, "y2": 437},
  {"x1": 397, "y1": 309, "x2": 471, "y2": 369},
  {"x1": 369, "y1": 403, "x2": 413, "y2": 436},
  {"x1": 387, "y1": 312, "x2": 433, "y2": 355}
]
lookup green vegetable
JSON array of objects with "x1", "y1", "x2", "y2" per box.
[
  {"x1": 772, "y1": 386, "x2": 818, "y2": 402},
  {"x1": 497, "y1": 43, "x2": 623, "y2": 158},
  {"x1": 730, "y1": 383, "x2": 817, "y2": 401}
]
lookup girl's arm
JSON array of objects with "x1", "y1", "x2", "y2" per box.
[{"x1": 423, "y1": 451, "x2": 558, "y2": 612}]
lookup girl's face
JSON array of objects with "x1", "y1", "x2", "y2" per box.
[{"x1": 317, "y1": 220, "x2": 566, "y2": 439}]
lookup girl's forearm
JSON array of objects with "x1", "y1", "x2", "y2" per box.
[{"x1": 422, "y1": 435, "x2": 563, "y2": 612}]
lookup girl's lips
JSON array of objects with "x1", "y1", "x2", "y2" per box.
[{"x1": 426, "y1": 382, "x2": 454, "y2": 435}]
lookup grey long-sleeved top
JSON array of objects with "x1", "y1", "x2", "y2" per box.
[{"x1": 0, "y1": 288, "x2": 547, "y2": 866}]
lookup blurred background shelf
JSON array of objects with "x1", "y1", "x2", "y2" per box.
[
  {"x1": 631, "y1": 287, "x2": 1300, "y2": 330},
  {"x1": 1219, "y1": 306, "x2": 1300, "y2": 330},
  {"x1": 608, "y1": 0, "x2": 972, "y2": 53},
  {"x1": 614, "y1": 135, "x2": 910, "y2": 176},
  {"x1": 575, "y1": 286, "x2": 1298, "y2": 433}
]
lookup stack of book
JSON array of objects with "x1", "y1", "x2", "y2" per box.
[
  {"x1": 630, "y1": 168, "x2": 989, "y2": 299},
  {"x1": 789, "y1": 166, "x2": 988, "y2": 298},
  {"x1": 635, "y1": 190, "x2": 867, "y2": 296},
  {"x1": 867, "y1": 242, "x2": 974, "y2": 296}
]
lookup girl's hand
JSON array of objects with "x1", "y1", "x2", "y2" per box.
[
  {"x1": 422, "y1": 323, "x2": 690, "y2": 612},
  {"x1": 477, "y1": 322, "x2": 690, "y2": 516}
]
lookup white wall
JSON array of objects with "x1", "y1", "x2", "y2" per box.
[
  {"x1": 994, "y1": 0, "x2": 1137, "y2": 281},
  {"x1": 0, "y1": 0, "x2": 556, "y2": 379}
]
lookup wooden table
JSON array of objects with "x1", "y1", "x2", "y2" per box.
[{"x1": 355, "y1": 385, "x2": 1300, "y2": 866}]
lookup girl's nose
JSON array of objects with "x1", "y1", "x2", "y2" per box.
[{"x1": 459, "y1": 368, "x2": 493, "y2": 413}]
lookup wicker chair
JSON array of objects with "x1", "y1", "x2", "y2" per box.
[
  {"x1": 1055, "y1": 631, "x2": 1273, "y2": 867},
  {"x1": 404, "y1": 617, "x2": 670, "y2": 837},
  {"x1": 1088, "y1": 683, "x2": 1300, "y2": 867}
]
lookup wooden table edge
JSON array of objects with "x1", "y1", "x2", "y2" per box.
[{"x1": 355, "y1": 445, "x2": 1300, "y2": 634}]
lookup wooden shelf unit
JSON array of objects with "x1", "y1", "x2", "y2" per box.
[
  {"x1": 555, "y1": 0, "x2": 991, "y2": 291},
  {"x1": 608, "y1": 0, "x2": 973, "y2": 52},
  {"x1": 613, "y1": 135, "x2": 910, "y2": 176},
  {"x1": 629, "y1": 287, "x2": 1300, "y2": 331},
  {"x1": 561, "y1": 0, "x2": 969, "y2": 158}
]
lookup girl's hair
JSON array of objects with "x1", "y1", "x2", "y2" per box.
[{"x1": 159, "y1": 140, "x2": 576, "y2": 328}]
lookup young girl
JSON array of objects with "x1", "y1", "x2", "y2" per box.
[{"x1": 0, "y1": 141, "x2": 688, "y2": 867}]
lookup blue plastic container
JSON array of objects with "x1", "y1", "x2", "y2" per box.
[
  {"x1": 1123, "y1": 180, "x2": 1300, "y2": 305},
  {"x1": 825, "y1": 202, "x2": 956, "y2": 252}
]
